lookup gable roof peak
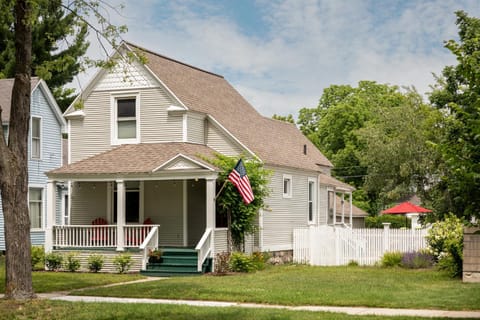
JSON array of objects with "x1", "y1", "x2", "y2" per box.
[{"x1": 123, "y1": 41, "x2": 224, "y2": 79}]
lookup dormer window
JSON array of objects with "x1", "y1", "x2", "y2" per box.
[{"x1": 112, "y1": 93, "x2": 140, "y2": 145}]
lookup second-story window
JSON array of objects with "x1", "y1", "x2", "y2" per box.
[
  {"x1": 31, "y1": 116, "x2": 41, "y2": 159},
  {"x1": 117, "y1": 98, "x2": 137, "y2": 139}
]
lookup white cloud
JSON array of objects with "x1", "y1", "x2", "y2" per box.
[{"x1": 74, "y1": 0, "x2": 480, "y2": 117}]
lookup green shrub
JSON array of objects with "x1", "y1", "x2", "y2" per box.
[
  {"x1": 365, "y1": 215, "x2": 411, "y2": 229},
  {"x1": 401, "y1": 251, "x2": 434, "y2": 269},
  {"x1": 87, "y1": 254, "x2": 104, "y2": 273},
  {"x1": 113, "y1": 253, "x2": 133, "y2": 274},
  {"x1": 229, "y1": 252, "x2": 256, "y2": 273},
  {"x1": 31, "y1": 246, "x2": 45, "y2": 271},
  {"x1": 348, "y1": 260, "x2": 359, "y2": 267},
  {"x1": 214, "y1": 252, "x2": 231, "y2": 274},
  {"x1": 251, "y1": 251, "x2": 269, "y2": 271},
  {"x1": 45, "y1": 252, "x2": 63, "y2": 271},
  {"x1": 381, "y1": 251, "x2": 402, "y2": 267},
  {"x1": 426, "y1": 214, "x2": 464, "y2": 277},
  {"x1": 64, "y1": 253, "x2": 81, "y2": 272}
]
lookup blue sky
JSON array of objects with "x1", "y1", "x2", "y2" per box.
[{"x1": 82, "y1": 0, "x2": 480, "y2": 117}]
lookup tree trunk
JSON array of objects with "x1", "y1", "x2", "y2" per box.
[{"x1": 0, "y1": 0, "x2": 34, "y2": 299}]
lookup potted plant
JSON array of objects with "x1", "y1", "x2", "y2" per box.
[{"x1": 148, "y1": 249, "x2": 163, "y2": 263}]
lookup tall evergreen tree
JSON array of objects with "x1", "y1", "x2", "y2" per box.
[{"x1": 0, "y1": 0, "x2": 89, "y2": 110}]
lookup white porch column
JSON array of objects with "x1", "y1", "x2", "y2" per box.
[
  {"x1": 341, "y1": 193, "x2": 345, "y2": 224},
  {"x1": 349, "y1": 192, "x2": 353, "y2": 227},
  {"x1": 116, "y1": 180, "x2": 125, "y2": 251},
  {"x1": 183, "y1": 180, "x2": 188, "y2": 246},
  {"x1": 206, "y1": 178, "x2": 216, "y2": 229},
  {"x1": 45, "y1": 180, "x2": 56, "y2": 253}
]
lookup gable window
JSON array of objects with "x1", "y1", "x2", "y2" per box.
[
  {"x1": 29, "y1": 188, "x2": 43, "y2": 229},
  {"x1": 112, "y1": 94, "x2": 139, "y2": 144},
  {"x1": 283, "y1": 174, "x2": 292, "y2": 198},
  {"x1": 31, "y1": 117, "x2": 41, "y2": 159},
  {"x1": 308, "y1": 179, "x2": 316, "y2": 223}
]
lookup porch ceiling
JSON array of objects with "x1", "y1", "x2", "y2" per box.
[{"x1": 47, "y1": 142, "x2": 219, "y2": 179}]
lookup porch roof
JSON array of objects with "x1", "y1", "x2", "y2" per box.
[
  {"x1": 47, "y1": 142, "x2": 218, "y2": 177},
  {"x1": 335, "y1": 195, "x2": 368, "y2": 217},
  {"x1": 319, "y1": 174, "x2": 355, "y2": 191}
]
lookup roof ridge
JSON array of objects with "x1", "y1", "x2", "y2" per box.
[{"x1": 124, "y1": 41, "x2": 224, "y2": 79}]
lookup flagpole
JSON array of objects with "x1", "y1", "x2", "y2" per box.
[{"x1": 215, "y1": 179, "x2": 229, "y2": 200}]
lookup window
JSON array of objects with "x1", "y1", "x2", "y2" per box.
[
  {"x1": 31, "y1": 117, "x2": 41, "y2": 159},
  {"x1": 29, "y1": 188, "x2": 43, "y2": 229},
  {"x1": 113, "y1": 181, "x2": 140, "y2": 223},
  {"x1": 308, "y1": 179, "x2": 316, "y2": 223},
  {"x1": 112, "y1": 95, "x2": 139, "y2": 144},
  {"x1": 63, "y1": 194, "x2": 69, "y2": 225},
  {"x1": 283, "y1": 175, "x2": 292, "y2": 198}
]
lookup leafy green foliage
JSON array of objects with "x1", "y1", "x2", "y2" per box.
[
  {"x1": 428, "y1": 11, "x2": 480, "y2": 220},
  {"x1": 272, "y1": 114, "x2": 295, "y2": 124},
  {"x1": 205, "y1": 154, "x2": 271, "y2": 250},
  {"x1": 426, "y1": 214, "x2": 464, "y2": 277},
  {"x1": 87, "y1": 254, "x2": 104, "y2": 273},
  {"x1": 380, "y1": 251, "x2": 403, "y2": 267},
  {"x1": 229, "y1": 252, "x2": 256, "y2": 273},
  {"x1": 113, "y1": 253, "x2": 133, "y2": 274},
  {"x1": 31, "y1": 246, "x2": 45, "y2": 271},
  {"x1": 64, "y1": 253, "x2": 81, "y2": 272},
  {"x1": 45, "y1": 252, "x2": 63, "y2": 271},
  {"x1": 365, "y1": 215, "x2": 411, "y2": 229}
]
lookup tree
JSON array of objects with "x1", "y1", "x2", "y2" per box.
[
  {"x1": 272, "y1": 114, "x2": 295, "y2": 124},
  {"x1": 206, "y1": 154, "x2": 271, "y2": 252},
  {"x1": 356, "y1": 91, "x2": 443, "y2": 207},
  {"x1": 0, "y1": 0, "x2": 89, "y2": 111},
  {"x1": 0, "y1": 0, "x2": 126, "y2": 300},
  {"x1": 428, "y1": 11, "x2": 480, "y2": 220},
  {"x1": 298, "y1": 81, "x2": 407, "y2": 189}
]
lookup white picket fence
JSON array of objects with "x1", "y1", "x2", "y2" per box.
[{"x1": 293, "y1": 225, "x2": 428, "y2": 266}]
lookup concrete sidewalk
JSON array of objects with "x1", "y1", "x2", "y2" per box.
[{"x1": 49, "y1": 295, "x2": 480, "y2": 319}]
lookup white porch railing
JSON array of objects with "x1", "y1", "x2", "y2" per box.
[
  {"x1": 139, "y1": 226, "x2": 159, "y2": 269},
  {"x1": 54, "y1": 225, "x2": 117, "y2": 248},
  {"x1": 195, "y1": 228, "x2": 213, "y2": 272},
  {"x1": 53, "y1": 224, "x2": 159, "y2": 249}
]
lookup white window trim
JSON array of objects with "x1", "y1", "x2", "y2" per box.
[
  {"x1": 308, "y1": 178, "x2": 317, "y2": 224},
  {"x1": 111, "y1": 92, "x2": 140, "y2": 145},
  {"x1": 31, "y1": 116, "x2": 42, "y2": 160},
  {"x1": 283, "y1": 174, "x2": 292, "y2": 198},
  {"x1": 28, "y1": 185, "x2": 45, "y2": 231}
]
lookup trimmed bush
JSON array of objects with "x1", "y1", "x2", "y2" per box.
[
  {"x1": 426, "y1": 214, "x2": 464, "y2": 277},
  {"x1": 113, "y1": 253, "x2": 133, "y2": 274},
  {"x1": 365, "y1": 215, "x2": 411, "y2": 229},
  {"x1": 214, "y1": 252, "x2": 231, "y2": 274},
  {"x1": 45, "y1": 252, "x2": 63, "y2": 271},
  {"x1": 31, "y1": 246, "x2": 45, "y2": 271},
  {"x1": 87, "y1": 254, "x2": 104, "y2": 273},
  {"x1": 229, "y1": 252, "x2": 255, "y2": 273},
  {"x1": 251, "y1": 251, "x2": 269, "y2": 271},
  {"x1": 401, "y1": 251, "x2": 434, "y2": 269},
  {"x1": 381, "y1": 251, "x2": 402, "y2": 267},
  {"x1": 64, "y1": 253, "x2": 81, "y2": 272}
]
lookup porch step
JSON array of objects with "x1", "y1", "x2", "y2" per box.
[{"x1": 140, "y1": 247, "x2": 211, "y2": 277}]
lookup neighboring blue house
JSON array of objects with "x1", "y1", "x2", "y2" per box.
[{"x1": 0, "y1": 78, "x2": 66, "y2": 251}]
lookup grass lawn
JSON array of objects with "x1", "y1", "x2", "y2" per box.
[
  {"x1": 74, "y1": 265, "x2": 480, "y2": 311},
  {"x1": 0, "y1": 300, "x2": 460, "y2": 320},
  {"x1": 0, "y1": 255, "x2": 144, "y2": 294}
]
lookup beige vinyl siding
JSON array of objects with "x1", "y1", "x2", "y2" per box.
[
  {"x1": 140, "y1": 87, "x2": 183, "y2": 143},
  {"x1": 53, "y1": 250, "x2": 143, "y2": 273},
  {"x1": 187, "y1": 113, "x2": 205, "y2": 144},
  {"x1": 144, "y1": 180, "x2": 183, "y2": 246},
  {"x1": 70, "y1": 91, "x2": 111, "y2": 163},
  {"x1": 70, "y1": 182, "x2": 108, "y2": 225},
  {"x1": 187, "y1": 179, "x2": 206, "y2": 246},
  {"x1": 318, "y1": 184, "x2": 328, "y2": 225},
  {"x1": 262, "y1": 166, "x2": 317, "y2": 251},
  {"x1": 206, "y1": 120, "x2": 244, "y2": 156}
]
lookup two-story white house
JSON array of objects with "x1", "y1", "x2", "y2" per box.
[
  {"x1": 0, "y1": 78, "x2": 66, "y2": 251},
  {"x1": 46, "y1": 42, "x2": 365, "y2": 274}
]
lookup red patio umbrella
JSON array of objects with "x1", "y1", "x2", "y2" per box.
[{"x1": 382, "y1": 201, "x2": 432, "y2": 214}]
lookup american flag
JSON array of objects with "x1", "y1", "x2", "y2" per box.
[{"x1": 228, "y1": 159, "x2": 254, "y2": 204}]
